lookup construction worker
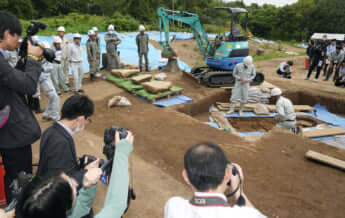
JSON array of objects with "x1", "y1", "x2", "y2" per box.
[
  {"x1": 104, "y1": 24, "x2": 121, "y2": 70},
  {"x1": 324, "y1": 45, "x2": 344, "y2": 81},
  {"x1": 276, "y1": 60, "x2": 293, "y2": 79},
  {"x1": 136, "y1": 25, "x2": 150, "y2": 72},
  {"x1": 69, "y1": 33, "x2": 84, "y2": 93},
  {"x1": 323, "y1": 39, "x2": 336, "y2": 77},
  {"x1": 227, "y1": 56, "x2": 256, "y2": 116},
  {"x1": 57, "y1": 26, "x2": 70, "y2": 86},
  {"x1": 86, "y1": 30, "x2": 98, "y2": 81},
  {"x1": 92, "y1": 26, "x2": 101, "y2": 77},
  {"x1": 270, "y1": 88, "x2": 299, "y2": 134},
  {"x1": 51, "y1": 36, "x2": 69, "y2": 94},
  {"x1": 33, "y1": 42, "x2": 60, "y2": 121}
]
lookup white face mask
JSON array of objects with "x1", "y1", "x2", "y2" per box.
[
  {"x1": 72, "y1": 119, "x2": 85, "y2": 135},
  {"x1": 108, "y1": 30, "x2": 113, "y2": 34}
]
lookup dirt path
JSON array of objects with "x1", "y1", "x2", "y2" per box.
[{"x1": 33, "y1": 39, "x2": 345, "y2": 218}]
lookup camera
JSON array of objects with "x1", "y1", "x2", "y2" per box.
[
  {"x1": 79, "y1": 154, "x2": 105, "y2": 169},
  {"x1": 103, "y1": 126, "x2": 129, "y2": 160},
  {"x1": 5, "y1": 171, "x2": 34, "y2": 212},
  {"x1": 17, "y1": 20, "x2": 55, "y2": 70}
]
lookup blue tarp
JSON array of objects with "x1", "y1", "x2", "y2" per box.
[
  {"x1": 153, "y1": 95, "x2": 193, "y2": 107},
  {"x1": 238, "y1": 132, "x2": 266, "y2": 137},
  {"x1": 36, "y1": 31, "x2": 193, "y2": 74},
  {"x1": 308, "y1": 104, "x2": 345, "y2": 128},
  {"x1": 204, "y1": 122, "x2": 219, "y2": 128}
]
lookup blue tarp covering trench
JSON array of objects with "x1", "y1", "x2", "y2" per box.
[{"x1": 153, "y1": 95, "x2": 193, "y2": 107}]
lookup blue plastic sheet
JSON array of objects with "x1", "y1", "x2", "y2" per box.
[
  {"x1": 36, "y1": 31, "x2": 195, "y2": 74},
  {"x1": 153, "y1": 95, "x2": 193, "y2": 107},
  {"x1": 238, "y1": 132, "x2": 266, "y2": 137},
  {"x1": 308, "y1": 104, "x2": 345, "y2": 128},
  {"x1": 204, "y1": 122, "x2": 219, "y2": 128},
  {"x1": 311, "y1": 136, "x2": 345, "y2": 149}
]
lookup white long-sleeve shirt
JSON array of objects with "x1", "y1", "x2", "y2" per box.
[
  {"x1": 233, "y1": 63, "x2": 256, "y2": 82},
  {"x1": 164, "y1": 192, "x2": 266, "y2": 218},
  {"x1": 69, "y1": 43, "x2": 83, "y2": 62},
  {"x1": 275, "y1": 96, "x2": 296, "y2": 122}
]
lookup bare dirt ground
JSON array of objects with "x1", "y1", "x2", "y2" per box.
[{"x1": 34, "y1": 39, "x2": 345, "y2": 218}]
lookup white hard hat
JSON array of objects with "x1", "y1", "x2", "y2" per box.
[
  {"x1": 57, "y1": 26, "x2": 65, "y2": 32},
  {"x1": 73, "y1": 33, "x2": 81, "y2": 38},
  {"x1": 88, "y1": 30, "x2": 95, "y2": 36},
  {"x1": 243, "y1": 56, "x2": 253, "y2": 66},
  {"x1": 52, "y1": 36, "x2": 62, "y2": 44},
  {"x1": 139, "y1": 25, "x2": 145, "y2": 32},
  {"x1": 271, "y1": 88, "x2": 282, "y2": 97},
  {"x1": 40, "y1": 41, "x2": 50, "y2": 49},
  {"x1": 92, "y1": 27, "x2": 98, "y2": 32},
  {"x1": 31, "y1": 35, "x2": 39, "y2": 43},
  {"x1": 108, "y1": 24, "x2": 114, "y2": 31}
]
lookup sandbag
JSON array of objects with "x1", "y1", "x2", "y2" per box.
[
  {"x1": 154, "y1": 73, "x2": 168, "y2": 81},
  {"x1": 254, "y1": 104, "x2": 270, "y2": 115},
  {"x1": 142, "y1": 81, "x2": 172, "y2": 94},
  {"x1": 131, "y1": 74, "x2": 152, "y2": 84},
  {"x1": 108, "y1": 96, "x2": 131, "y2": 107},
  {"x1": 111, "y1": 69, "x2": 139, "y2": 78}
]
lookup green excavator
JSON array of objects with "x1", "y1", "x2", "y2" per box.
[{"x1": 157, "y1": 7, "x2": 264, "y2": 87}]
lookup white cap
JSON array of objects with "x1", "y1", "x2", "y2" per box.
[
  {"x1": 57, "y1": 26, "x2": 65, "y2": 32},
  {"x1": 31, "y1": 35, "x2": 39, "y2": 43},
  {"x1": 92, "y1": 27, "x2": 98, "y2": 32},
  {"x1": 73, "y1": 33, "x2": 81, "y2": 38},
  {"x1": 271, "y1": 88, "x2": 282, "y2": 97},
  {"x1": 40, "y1": 41, "x2": 50, "y2": 49},
  {"x1": 243, "y1": 56, "x2": 253, "y2": 66},
  {"x1": 108, "y1": 24, "x2": 114, "y2": 31},
  {"x1": 52, "y1": 36, "x2": 62, "y2": 44},
  {"x1": 139, "y1": 25, "x2": 145, "y2": 32},
  {"x1": 88, "y1": 30, "x2": 95, "y2": 36}
]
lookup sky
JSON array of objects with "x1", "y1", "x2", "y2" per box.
[{"x1": 224, "y1": 0, "x2": 298, "y2": 7}]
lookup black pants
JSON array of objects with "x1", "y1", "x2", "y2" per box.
[
  {"x1": 277, "y1": 69, "x2": 291, "y2": 79},
  {"x1": 334, "y1": 78, "x2": 345, "y2": 87},
  {"x1": 307, "y1": 59, "x2": 322, "y2": 79},
  {"x1": 0, "y1": 145, "x2": 32, "y2": 204},
  {"x1": 325, "y1": 62, "x2": 340, "y2": 81}
]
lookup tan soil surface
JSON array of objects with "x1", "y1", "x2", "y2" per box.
[{"x1": 33, "y1": 39, "x2": 345, "y2": 218}]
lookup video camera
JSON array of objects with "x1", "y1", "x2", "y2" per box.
[{"x1": 16, "y1": 21, "x2": 55, "y2": 70}]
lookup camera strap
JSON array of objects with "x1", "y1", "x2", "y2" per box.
[{"x1": 189, "y1": 195, "x2": 230, "y2": 207}]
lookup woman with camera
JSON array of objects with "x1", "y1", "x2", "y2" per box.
[{"x1": 1, "y1": 131, "x2": 134, "y2": 218}]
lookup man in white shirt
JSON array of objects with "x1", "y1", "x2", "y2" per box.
[
  {"x1": 270, "y1": 88, "x2": 299, "y2": 134},
  {"x1": 57, "y1": 26, "x2": 70, "y2": 86},
  {"x1": 276, "y1": 61, "x2": 293, "y2": 79},
  {"x1": 69, "y1": 33, "x2": 84, "y2": 93},
  {"x1": 164, "y1": 142, "x2": 266, "y2": 218}
]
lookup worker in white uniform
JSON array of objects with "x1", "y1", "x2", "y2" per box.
[
  {"x1": 57, "y1": 26, "x2": 70, "y2": 86},
  {"x1": 51, "y1": 36, "x2": 69, "y2": 94},
  {"x1": 271, "y1": 88, "x2": 299, "y2": 133},
  {"x1": 228, "y1": 56, "x2": 256, "y2": 116},
  {"x1": 69, "y1": 33, "x2": 84, "y2": 93}
]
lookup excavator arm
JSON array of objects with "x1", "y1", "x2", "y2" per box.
[{"x1": 157, "y1": 7, "x2": 211, "y2": 59}]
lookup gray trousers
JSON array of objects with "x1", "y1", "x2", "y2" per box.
[
  {"x1": 61, "y1": 59, "x2": 70, "y2": 84},
  {"x1": 230, "y1": 81, "x2": 250, "y2": 104},
  {"x1": 96, "y1": 55, "x2": 100, "y2": 73},
  {"x1": 51, "y1": 63, "x2": 69, "y2": 93},
  {"x1": 33, "y1": 74, "x2": 60, "y2": 121},
  {"x1": 89, "y1": 60, "x2": 97, "y2": 75},
  {"x1": 107, "y1": 52, "x2": 120, "y2": 70},
  {"x1": 139, "y1": 52, "x2": 149, "y2": 69},
  {"x1": 71, "y1": 62, "x2": 84, "y2": 91}
]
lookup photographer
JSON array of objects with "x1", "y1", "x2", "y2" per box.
[
  {"x1": 10, "y1": 131, "x2": 134, "y2": 218},
  {"x1": 164, "y1": 142, "x2": 266, "y2": 218},
  {"x1": 0, "y1": 11, "x2": 43, "y2": 204},
  {"x1": 37, "y1": 95, "x2": 95, "y2": 185}
]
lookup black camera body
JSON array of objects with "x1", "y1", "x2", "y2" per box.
[
  {"x1": 103, "y1": 126, "x2": 129, "y2": 160},
  {"x1": 17, "y1": 20, "x2": 55, "y2": 70},
  {"x1": 79, "y1": 154, "x2": 105, "y2": 169}
]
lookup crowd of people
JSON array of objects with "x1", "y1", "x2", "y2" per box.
[
  {"x1": 0, "y1": 11, "x2": 266, "y2": 218},
  {"x1": 306, "y1": 35, "x2": 345, "y2": 86}
]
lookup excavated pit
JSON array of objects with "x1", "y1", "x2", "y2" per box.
[{"x1": 177, "y1": 89, "x2": 344, "y2": 132}]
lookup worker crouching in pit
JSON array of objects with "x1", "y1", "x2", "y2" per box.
[
  {"x1": 227, "y1": 56, "x2": 256, "y2": 117},
  {"x1": 270, "y1": 88, "x2": 301, "y2": 134}
]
